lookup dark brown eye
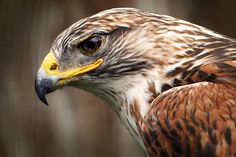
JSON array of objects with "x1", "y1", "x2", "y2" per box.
[{"x1": 78, "y1": 36, "x2": 102, "y2": 55}]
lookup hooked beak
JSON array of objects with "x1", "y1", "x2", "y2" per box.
[
  {"x1": 35, "y1": 51, "x2": 103, "y2": 105},
  {"x1": 35, "y1": 76, "x2": 54, "y2": 105}
]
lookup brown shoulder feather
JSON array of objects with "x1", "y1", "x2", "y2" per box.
[{"x1": 141, "y1": 82, "x2": 236, "y2": 157}]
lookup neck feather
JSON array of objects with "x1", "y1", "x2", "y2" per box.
[{"x1": 89, "y1": 72, "x2": 165, "y2": 152}]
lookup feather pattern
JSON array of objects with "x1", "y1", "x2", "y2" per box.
[
  {"x1": 46, "y1": 8, "x2": 236, "y2": 157},
  {"x1": 142, "y1": 82, "x2": 236, "y2": 157}
]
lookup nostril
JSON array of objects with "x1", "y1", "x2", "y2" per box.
[{"x1": 50, "y1": 64, "x2": 57, "y2": 71}]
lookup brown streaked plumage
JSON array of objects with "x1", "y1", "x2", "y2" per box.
[
  {"x1": 35, "y1": 8, "x2": 236, "y2": 157},
  {"x1": 143, "y1": 82, "x2": 236, "y2": 157}
]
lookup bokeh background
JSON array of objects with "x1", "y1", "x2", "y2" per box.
[{"x1": 1, "y1": 0, "x2": 236, "y2": 157}]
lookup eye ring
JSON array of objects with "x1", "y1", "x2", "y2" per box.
[{"x1": 77, "y1": 36, "x2": 103, "y2": 55}]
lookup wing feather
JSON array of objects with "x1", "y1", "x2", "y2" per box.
[
  {"x1": 191, "y1": 60, "x2": 236, "y2": 85},
  {"x1": 141, "y1": 82, "x2": 236, "y2": 157},
  {"x1": 170, "y1": 39, "x2": 236, "y2": 88}
]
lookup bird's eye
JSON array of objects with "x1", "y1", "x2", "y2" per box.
[{"x1": 78, "y1": 36, "x2": 102, "y2": 55}]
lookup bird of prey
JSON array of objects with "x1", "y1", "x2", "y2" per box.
[{"x1": 35, "y1": 8, "x2": 236, "y2": 157}]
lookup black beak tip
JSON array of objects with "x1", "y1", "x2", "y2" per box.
[{"x1": 35, "y1": 78, "x2": 50, "y2": 106}]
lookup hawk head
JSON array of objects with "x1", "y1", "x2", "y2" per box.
[
  {"x1": 35, "y1": 8, "x2": 161, "y2": 105},
  {"x1": 35, "y1": 8, "x2": 232, "y2": 107}
]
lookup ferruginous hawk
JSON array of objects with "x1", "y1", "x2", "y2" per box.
[{"x1": 35, "y1": 8, "x2": 236, "y2": 157}]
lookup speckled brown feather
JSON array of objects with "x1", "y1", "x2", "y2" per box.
[
  {"x1": 140, "y1": 41, "x2": 236, "y2": 156},
  {"x1": 141, "y1": 82, "x2": 236, "y2": 157},
  {"x1": 139, "y1": 33, "x2": 236, "y2": 156}
]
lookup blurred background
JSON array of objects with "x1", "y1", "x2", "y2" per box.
[{"x1": 0, "y1": 0, "x2": 236, "y2": 157}]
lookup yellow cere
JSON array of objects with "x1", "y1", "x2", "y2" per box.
[{"x1": 42, "y1": 51, "x2": 103, "y2": 79}]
